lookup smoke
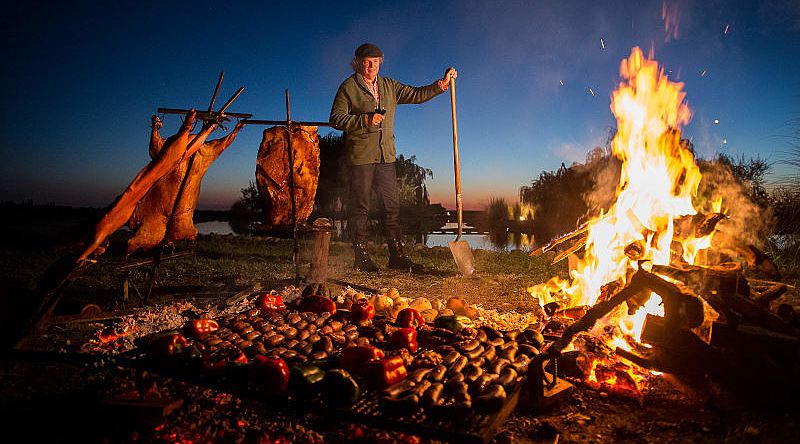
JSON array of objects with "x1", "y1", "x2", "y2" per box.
[{"x1": 697, "y1": 159, "x2": 774, "y2": 249}]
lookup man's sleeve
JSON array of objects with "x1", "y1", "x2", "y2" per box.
[
  {"x1": 329, "y1": 84, "x2": 365, "y2": 131},
  {"x1": 393, "y1": 79, "x2": 444, "y2": 105}
]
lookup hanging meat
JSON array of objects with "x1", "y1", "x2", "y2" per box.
[
  {"x1": 126, "y1": 119, "x2": 244, "y2": 256},
  {"x1": 255, "y1": 125, "x2": 320, "y2": 228},
  {"x1": 167, "y1": 121, "x2": 245, "y2": 243},
  {"x1": 78, "y1": 111, "x2": 217, "y2": 262}
]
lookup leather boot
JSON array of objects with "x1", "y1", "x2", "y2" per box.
[
  {"x1": 387, "y1": 238, "x2": 423, "y2": 272},
  {"x1": 353, "y1": 241, "x2": 379, "y2": 272}
]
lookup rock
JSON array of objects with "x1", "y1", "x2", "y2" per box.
[
  {"x1": 446, "y1": 297, "x2": 468, "y2": 315},
  {"x1": 420, "y1": 309, "x2": 438, "y2": 323},
  {"x1": 409, "y1": 297, "x2": 432, "y2": 312}
]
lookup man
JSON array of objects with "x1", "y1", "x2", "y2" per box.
[{"x1": 330, "y1": 42, "x2": 457, "y2": 272}]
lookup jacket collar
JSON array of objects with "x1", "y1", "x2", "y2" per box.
[{"x1": 354, "y1": 73, "x2": 380, "y2": 94}]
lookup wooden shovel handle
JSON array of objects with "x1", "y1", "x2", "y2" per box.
[{"x1": 450, "y1": 77, "x2": 463, "y2": 240}]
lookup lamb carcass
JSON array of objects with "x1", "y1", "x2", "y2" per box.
[
  {"x1": 166, "y1": 121, "x2": 245, "y2": 243},
  {"x1": 255, "y1": 125, "x2": 320, "y2": 227},
  {"x1": 126, "y1": 119, "x2": 244, "y2": 256},
  {"x1": 78, "y1": 111, "x2": 215, "y2": 262}
]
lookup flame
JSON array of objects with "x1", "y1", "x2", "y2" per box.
[{"x1": 529, "y1": 47, "x2": 716, "y2": 391}]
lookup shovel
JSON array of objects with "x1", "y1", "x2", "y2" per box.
[{"x1": 447, "y1": 77, "x2": 475, "y2": 276}]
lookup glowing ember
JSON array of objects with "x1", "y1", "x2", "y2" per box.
[{"x1": 529, "y1": 47, "x2": 720, "y2": 392}]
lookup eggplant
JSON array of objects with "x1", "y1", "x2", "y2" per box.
[
  {"x1": 427, "y1": 364, "x2": 447, "y2": 382},
  {"x1": 488, "y1": 358, "x2": 510, "y2": 375},
  {"x1": 409, "y1": 368, "x2": 431, "y2": 383},
  {"x1": 470, "y1": 373, "x2": 499, "y2": 396},
  {"x1": 473, "y1": 384, "x2": 507, "y2": 413},
  {"x1": 498, "y1": 366, "x2": 518, "y2": 388},
  {"x1": 422, "y1": 383, "x2": 445, "y2": 407},
  {"x1": 447, "y1": 355, "x2": 468, "y2": 375},
  {"x1": 462, "y1": 363, "x2": 484, "y2": 382}
]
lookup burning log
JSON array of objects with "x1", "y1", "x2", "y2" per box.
[
  {"x1": 751, "y1": 283, "x2": 788, "y2": 306},
  {"x1": 544, "y1": 268, "x2": 704, "y2": 358},
  {"x1": 529, "y1": 221, "x2": 589, "y2": 257}
]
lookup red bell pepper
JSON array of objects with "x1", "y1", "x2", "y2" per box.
[
  {"x1": 367, "y1": 356, "x2": 407, "y2": 388},
  {"x1": 251, "y1": 355, "x2": 290, "y2": 394},
  {"x1": 339, "y1": 345, "x2": 385, "y2": 375},
  {"x1": 297, "y1": 295, "x2": 336, "y2": 315},
  {"x1": 256, "y1": 292, "x2": 286, "y2": 312},
  {"x1": 389, "y1": 327, "x2": 419, "y2": 353},
  {"x1": 351, "y1": 298, "x2": 376, "y2": 322},
  {"x1": 183, "y1": 319, "x2": 219, "y2": 338},
  {"x1": 151, "y1": 333, "x2": 187, "y2": 357},
  {"x1": 395, "y1": 308, "x2": 425, "y2": 329}
]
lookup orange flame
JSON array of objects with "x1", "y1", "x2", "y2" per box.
[{"x1": 529, "y1": 47, "x2": 717, "y2": 390}]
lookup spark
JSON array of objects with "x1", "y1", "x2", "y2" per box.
[
  {"x1": 559, "y1": 79, "x2": 565, "y2": 86},
  {"x1": 700, "y1": 70, "x2": 707, "y2": 77},
  {"x1": 713, "y1": 119, "x2": 719, "y2": 124},
  {"x1": 600, "y1": 38, "x2": 605, "y2": 49},
  {"x1": 723, "y1": 139, "x2": 728, "y2": 144},
  {"x1": 724, "y1": 24, "x2": 729, "y2": 35},
  {"x1": 588, "y1": 88, "x2": 596, "y2": 97}
]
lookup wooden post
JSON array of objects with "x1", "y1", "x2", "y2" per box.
[{"x1": 307, "y1": 218, "x2": 333, "y2": 284}]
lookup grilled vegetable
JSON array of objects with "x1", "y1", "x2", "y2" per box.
[
  {"x1": 395, "y1": 308, "x2": 425, "y2": 329},
  {"x1": 256, "y1": 292, "x2": 286, "y2": 312},
  {"x1": 322, "y1": 369, "x2": 360, "y2": 406},
  {"x1": 367, "y1": 356, "x2": 408, "y2": 388},
  {"x1": 184, "y1": 319, "x2": 219, "y2": 338},
  {"x1": 250, "y1": 355, "x2": 290, "y2": 395},
  {"x1": 298, "y1": 295, "x2": 337, "y2": 315},
  {"x1": 389, "y1": 327, "x2": 419, "y2": 353},
  {"x1": 351, "y1": 298, "x2": 376, "y2": 322}
]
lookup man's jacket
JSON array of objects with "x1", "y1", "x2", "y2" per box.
[{"x1": 330, "y1": 74, "x2": 443, "y2": 165}]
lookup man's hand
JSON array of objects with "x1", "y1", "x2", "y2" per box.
[
  {"x1": 438, "y1": 67, "x2": 458, "y2": 91},
  {"x1": 364, "y1": 112, "x2": 385, "y2": 126}
]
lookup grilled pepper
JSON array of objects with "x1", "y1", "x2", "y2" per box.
[
  {"x1": 351, "y1": 298, "x2": 376, "y2": 322},
  {"x1": 183, "y1": 319, "x2": 219, "y2": 338},
  {"x1": 322, "y1": 369, "x2": 360, "y2": 406},
  {"x1": 256, "y1": 292, "x2": 286, "y2": 312},
  {"x1": 297, "y1": 295, "x2": 337, "y2": 315},
  {"x1": 151, "y1": 332, "x2": 187, "y2": 357},
  {"x1": 202, "y1": 345, "x2": 248, "y2": 371},
  {"x1": 389, "y1": 327, "x2": 419, "y2": 353},
  {"x1": 251, "y1": 355, "x2": 290, "y2": 395},
  {"x1": 434, "y1": 315, "x2": 473, "y2": 333},
  {"x1": 395, "y1": 308, "x2": 425, "y2": 329},
  {"x1": 339, "y1": 345, "x2": 385, "y2": 375},
  {"x1": 289, "y1": 364, "x2": 325, "y2": 398},
  {"x1": 367, "y1": 356, "x2": 407, "y2": 388}
]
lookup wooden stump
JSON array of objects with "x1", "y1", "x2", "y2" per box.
[{"x1": 307, "y1": 218, "x2": 333, "y2": 284}]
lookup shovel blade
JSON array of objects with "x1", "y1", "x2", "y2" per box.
[{"x1": 448, "y1": 239, "x2": 475, "y2": 277}]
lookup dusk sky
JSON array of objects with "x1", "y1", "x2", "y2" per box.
[{"x1": 2, "y1": 0, "x2": 798, "y2": 210}]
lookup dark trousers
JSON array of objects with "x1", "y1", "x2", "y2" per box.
[{"x1": 349, "y1": 162, "x2": 400, "y2": 244}]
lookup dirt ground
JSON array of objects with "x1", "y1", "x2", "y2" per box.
[{"x1": 2, "y1": 233, "x2": 799, "y2": 443}]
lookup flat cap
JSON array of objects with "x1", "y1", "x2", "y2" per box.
[{"x1": 355, "y1": 43, "x2": 383, "y2": 58}]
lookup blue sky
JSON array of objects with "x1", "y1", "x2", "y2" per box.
[{"x1": 1, "y1": 0, "x2": 798, "y2": 210}]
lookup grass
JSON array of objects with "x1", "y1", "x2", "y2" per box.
[{"x1": 0, "y1": 230, "x2": 565, "y2": 318}]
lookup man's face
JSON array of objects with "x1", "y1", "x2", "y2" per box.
[{"x1": 359, "y1": 57, "x2": 382, "y2": 79}]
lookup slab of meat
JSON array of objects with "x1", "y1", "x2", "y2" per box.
[
  {"x1": 167, "y1": 121, "x2": 245, "y2": 243},
  {"x1": 126, "y1": 120, "x2": 244, "y2": 256},
  {"x1": 78, "y1": 111, "x2": 216, "y2": 262},
  {"x1": 255, "y1": 125, "x2": 320, "y2": 228}
]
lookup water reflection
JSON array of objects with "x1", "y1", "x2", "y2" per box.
[{"x1": 195, "y1": 220, "x2": 534, "y2": 252}]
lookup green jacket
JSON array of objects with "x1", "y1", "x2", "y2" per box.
[{"x1": 330, "y1": 74, "x2": 444, "y2": 165}]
